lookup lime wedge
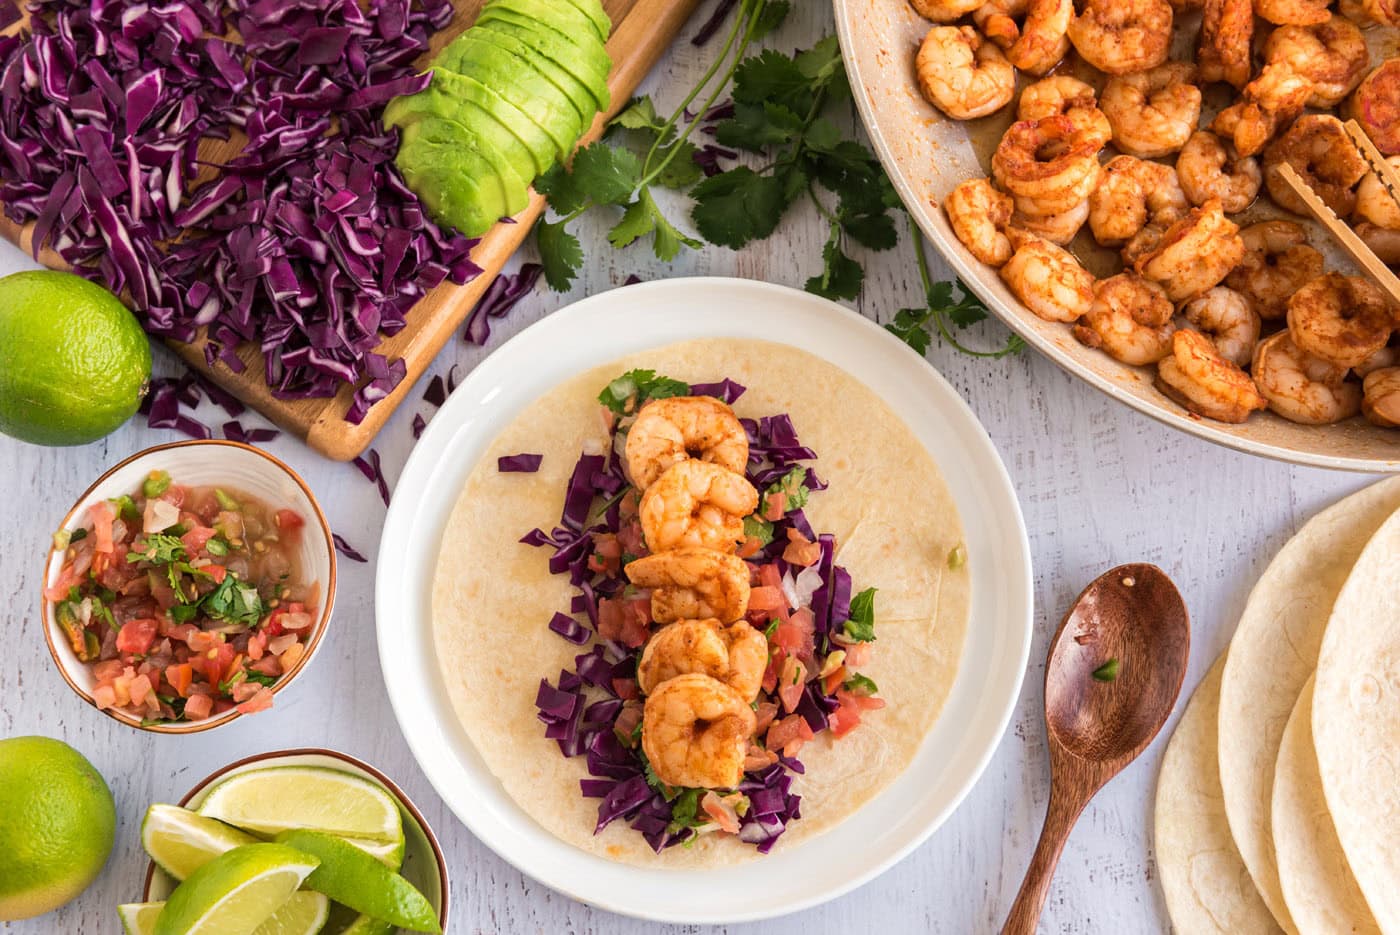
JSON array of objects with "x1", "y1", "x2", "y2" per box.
[
  {"x1": 346, "y1": 835, "x2": 405, "y2": 872},
  {"x1": 276, "y1": 830, "x2": 440, "y2": 933},
  {"x1": 152, "y1": 843, "x2": 319, "y2": 935},
  {"x1": 143, "y1": 804, "x2": 259, "y2": 880},
  {"x1": 196, "y1": 767, "x2": 403, "y2": 843},
  {"x1": 326, "y1": 902, "x2": 395, "y2": 935},
  {"x1": 118, "y1": 902, "x2": 164, "y2": 935},
  {"x1": 121, "y1": 894, "x2": 328, "y2": 935}
]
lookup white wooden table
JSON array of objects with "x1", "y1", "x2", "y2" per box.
[{"x1": 0, "y1": 5, "x2": 1373, "y2": 933}]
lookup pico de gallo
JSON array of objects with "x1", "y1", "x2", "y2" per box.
[
  {"x1": 528, "y1": 371, "x2": 883, "y2": 854},
  {"x1": 46, "y1": 470, "x2": 320, "y2": 725}
]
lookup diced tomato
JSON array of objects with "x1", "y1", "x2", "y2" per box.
[
  {"x1": 183, "y1": 693, "x2": 213, "y2": 720},
  {"x1": 766, "y1": 713, "x2": 814, "y2": 757},
  {"x1": 843, "y1": 642, "x2": 872, "y2": 667},
  {"x1": 165, "y1": 663, "x2": 193, "y2": 697},
  {"x1": 235, "y1": 686, "x2": 274, "y2": 714},
  {"x1": 246, "y1": 630, "x2": 268, "y2": 661},
  {"x1": 757, "y1": 563, "x2": 784, "y2": 591},
  {"x1": 782, "y1": 528, "x2": 822, "y2": 567},
  {"x1": 613, "y1": 701, "x2": 642, "y2": 742},
  {"x1": 192, "y1": 642, "x2": 234, "y2": 683},
  {"x1": 204, "y1": 564, "x2": 228, "y2": 584},
  {"x1": 829, "y1": 702, "x2": 862, "y2": 738},
  {"x1": 250, "y1": 655, "x2": 281, "y2": 677},
  {"x1": 737, "y1": 536, "x2": 763, "y2": 559},
  {"x1": 620, "y1": 598, "x2": 651, "y2": 648},
  {"x1": 275, "y1": 509, "x2": 304, "y2": 531},
  {"x1": 166, "y1": 623, "x2": 199, "y2": 645},
  {"x1": 593, "y1": 533, "x2": 622, "y2": 559},
  {"x1": 93, "y1": 659, "x2": 126, "y2": 682},
  {"x1": 748, "y1": 587, "x2": 787, "y2": 614},
  {"x1": 761, "y1": 646, "x2": 783, "y2": 695},
  {"x1": 837, "y1": 688, "x2": 886, "y2": 711},
  {"x1": 278, "y1": 642, "x2": 305, "y2": 674},
  {"x1": 744, "y1": 743, "x2": 779, "y2": 772},
  {"x1": 115, "y1": 618, "x2": 158, "y2": 655},
  {"x1": 231, "y1": 681, "x2": 263, "y2": 703},
  {"x1": 777, "y1": 656, "x2": 807, "y2": 713},
  {"x1": 753, "y1": 700, "x2": 779, "y2": 735},
  {"x1": 616, "y1": 517, "x2": 645, "y2": 558},
  {"x1": 45, "y1": 564, "x2": 83, "y2": 602},
  {"x1": 89, "y1": 501, "x2": 116, "y2": 554},
  {"x1": 180, "y1": 526, "x2": 218, "y2": 554},
  {"x1": 761, "y1": 491, "x2": 786, "y2": 522},
  {"x1": 128, "y1": 673, "x2": 153, "y2": 706},
  {"x1": 186, "y1": 630, "x2": 221, "y2": 653},
  {"x1": 701, "y1": 791, "x2": 741, "y2": 834},
  {"x1": 92, "y1": 684, "x2": 117, "y2": 710},
  {"x1": 612, "y1": 677, "x2": 640, "y2": 701},
  {"x1": 822, "y1": 664, "x2": 848, "y2": 695}
]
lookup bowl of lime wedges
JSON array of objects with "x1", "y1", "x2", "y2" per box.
[{"x1": 119, "y1": 749, "x2": 448, "y2": 935}]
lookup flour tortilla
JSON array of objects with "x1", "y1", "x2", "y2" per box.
[
  {"x1": 431, "y1": 339, "x2": 971, "y2": 866},
  {"x1": 1272, "y1": 676, "x2": 1380, "y2": 935},
  {"x1": 1312, "y1": 507, "x2": 1400, "y2": 931},
  {"x1": 1218, "y1": 477, "x2": 1400, "y2": 933},
  {"x1": 1156, "y1": 657, "x2": 1283, "y2": 935}
]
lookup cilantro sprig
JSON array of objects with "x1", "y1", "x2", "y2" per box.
[
  {"x1": 843, "y1": 586, "x2": 877, "y2": 643},
  {"x1": 598, "y1": 369, "x2": 689, "y2": 417},
  {"x1": 886, "y1": 219, "x2": 1025, "y2": 359}
]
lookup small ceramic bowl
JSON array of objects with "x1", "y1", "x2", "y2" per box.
[
  {"x1": 41, "y1": 440, "x2": 336, "y2": 733},
  {"x1": 142, "y1": 749, "x2": 449, "y2": 932}
]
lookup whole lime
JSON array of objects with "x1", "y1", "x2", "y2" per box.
[
  {"x1": 0, "y1": 736, "x2": 117, "y2": 920},
  {"x1": 0, "y1": 269, "x2": 151, "y2": 446}
]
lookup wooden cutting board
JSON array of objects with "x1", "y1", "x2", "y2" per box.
[{"x1": 0, "y1": 0, "x2": 701, "y2": 460}]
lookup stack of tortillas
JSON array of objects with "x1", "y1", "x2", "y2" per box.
[{"x1": 1155, "y1": 477, "x2": 1400, "y2": 934}]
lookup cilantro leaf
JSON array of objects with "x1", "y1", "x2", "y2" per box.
[
  {"x1": 534, "y1": 163, "x2": 587, "y2": 217},
  {"x1": 743, "y1": 514, "x2": 775, "y2": 546},
  {"x1": 843, "y1": 673, "x2": 879, "y2": 695},
  {"x1": 568, "y1": 142, "x2": 642, "y2": 206},
  {"x1": 714, "y1": 101, "x2": 803, "y2": 152},
  {"x1": 127, "y1": 533, "x2": 186, "y2": 566},
  {"x1": 887, "y1": 306, "x2": 934, "y2": 356},
  {"x1": 536, "y1": 219, "x2": 584, "y2": 292},
  {"x1": 203, "y1": 574, "x2": 266, "y2": 628},
  {"x1": 764, "y1": 466, "x2": 811, "y2": 512},
  {"x1": 805, "y1": 224, "x2": 863, "y2": 300},
  {"x1": 608, "y1": 199, "x2": 655, "y2": 250},
  {"x1": 843, "y1": 587, "x2": 877, "y2": 643},
  {"x1": 598, "y1": 369, "x2": 690, "y2": 416},
  {"x1": 795, "y1": 35, "x2": 843, "y2": 85},
  {"x1": 752, "y1": 0, "x2": 791, "y2": 38},
  {"x1": 610, "y1": 96, "x2": 666, "y2": 132},
  {"x1": 653, "y1": 138, "x2": 704, "y2": 190},
  {"x1": 841, "y1": 211, "x2": 899, "y2": 251},
  {"x1": 691, "y1": 167, "x2": 789, "y2": 249},
  {"x1": 731, "y1": 48, "x2": 813, "y2": 112}
]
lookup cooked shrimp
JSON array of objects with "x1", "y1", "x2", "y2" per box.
[
  {"x1": 1089, "y1": 155, "x2": 1189, "y2": 247},
  {"x1": 1006, "y1": 0, "x2": 1073, "y2": 75},
  {"x1": 1175, "y1": 130, "x2": 1262, "y2": 213},
  {"x1": 1000, "y1": 228, "x2": 1096, "y2": 322},
  {"x1": 945, "y1": 178, "x2": 1015, "y2": 266},
  {"x1": 1264, "y1": 18, "x2": 1369, "y2": 108},
  {"x1": 1355, "y1": 346, "x2": 1399, "y2": 377},
  {"x1": 1339, "y1": 0, "x2": 1399, "y2": 26},
  {"x1": 974, "y1": 0, "x2": 1030, "y2": 48},
  {"x1": 1358, "y1": 224, "x2": 1400, "y2": 264},
  {"x1": 1262, "y1": 115, "x2": 1369, "y2": 218},
  {"x1": 625, "y1": 396, "x2": 749, "y2": 491},
  {"x1": 639, "y1": 461, "x2": 758, "y2": 553},
  {"x1": 641, "y1": 673, "x2": 756, "y2": 789},
  {"x1": 1211, "y1": 63, "x2": 1314, "y2": 158},
  {"x1": 1182, "y1": 286, "x2": 1260, "y2": 366},
  {"x1": 910, "y1": 0, "x2": 986, "y2": 21},
  {"x1": 1135, "y1": 199, "x2": 1245, "y2": 303},
  {"x1": 992, "y1": 116, "x2": 1104, "y2": 216},
  {"x1": 1225, "y1": 220, "x2": 1326, "y2": 319},
  {"x1": 1199, "y1": 0, "x2": 1254, "y2": 89},
  {"x1": 1348, "y1": 61, "x2": 1400, "y2": 157},
  {"x1": 1066, "y1": 0, "x2": 1173, "y2": 75},
  {"x1": 1100, "y1": 64, "x2": 1201, "y2": 158},
  {"x1": 1080, "y1": 273, "x2": 1177, "y2": 364},
  {"x1": 1011, "y1": 198, "x2": 1090, "y2": 245},
  {"x1": 916, "y1": 26, "x2": 1016, "y2": 120},
  {"x1": 1355, "y1": 157, "x2": 1400, "y2": 229},
  {"x1": 1156, "y1": 329, "x2": 1266, "y2": 423},
  {"x1": 1252, "y1": 331, "x2": 1362, "y2": 424},
  {"x1": 637, "y1": 619, "x2": 769, "y2": 701},
  {"x1": 625, "y1": 549, "x2": 752, "y2": 624},
  {"x1": 1286, "y1": 272, "x2": 1394, "y2": 369},
  {"x1": 1017, "y1": 76, "x2": 1113, "y2": 149},
  {"x1": 1256, "y1": 0, "x2": 1331, "y2": 25},
  {"x1": 1362, "y1": 368, "x2": 1400, "y2": 426}
]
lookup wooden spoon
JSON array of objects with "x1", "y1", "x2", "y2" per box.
[{"x1": 1002, "y1": 563, "x2": 1190, "y2": 934}]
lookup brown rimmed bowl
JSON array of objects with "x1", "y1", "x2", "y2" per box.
[
  {"x1": 41, "y1": 439, "x2": 337, "y2": 733},
  {"x1": 140, "y1": 748, "x2": 450, "y2": 931}
]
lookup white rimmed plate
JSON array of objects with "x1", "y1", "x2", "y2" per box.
[{"x1": 375, "y1": 277, "x2": 1032, "y2": 923}]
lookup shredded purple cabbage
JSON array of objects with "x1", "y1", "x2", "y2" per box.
[
  {"x1": 0, "y1": 0, "x2": 476, "y2": 423},
  {"x1": 352, "y1": 448, "x2": 390, "y2": 507},
  {"x1": 498, "y1": 453, "x2": 543, "y2": 473},
  {"x1": 221, "y1": 420, "x2": 279, "y2": 444},
  {"x1": 411, "y1": 412, "x2": 427, "y2": 440},
  {"x1": 140, "y1": 372, "x2": 280, "y2": 443},
  {"x1": 332, "y1": 533, "x2": 367, "y2": 563},
  {"x1": 464, "y1": 263, "x2": 543, "y2": 345},
  {"x1": 693, "y1": 144, "x2": 736, "y2": 178},
  {"x1": 692, "y1": 0, "x2": 739, "y2": 46}
]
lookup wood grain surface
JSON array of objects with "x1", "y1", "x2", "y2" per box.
[
  {"x1": 0, "y1": 0, "x2": 702, "y2": 461},
  {"x1": 0, "y1": 4, "x2": 1382, "y2": 933}
]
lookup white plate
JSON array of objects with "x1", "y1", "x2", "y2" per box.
[{"x1": 375, "y1": 277, "x2": 1033, "y2": 923}]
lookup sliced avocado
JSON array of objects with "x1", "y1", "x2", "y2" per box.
[
  {"x1": 396, "y1": 123, "x2": 506, "y2": 237},
  {"x1": 456, "y1": 23, "x2": 599, "y2": 126},
  {"x1": 401, "y1": 116, "x2": 531, "y2": 218},
  {"x1": 434, "y1": 32, "x2": 582, "y2": 161},
  {"x1": 559, "y1": 0, "x2": 612, "y2": 41},
  {"x1": 476, "y1": 12, "x2": 612, "y2": 115},
  {"x1": 384, "y1": 68, "x2": 551, "y2": 179},
  {"x1": 479, "y1": 0, "x2": 602, "y2": 44}
]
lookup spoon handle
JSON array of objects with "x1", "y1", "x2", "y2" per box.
[{"x1": 1001, "y1": 783, "x2": 1090, "y2": 935}]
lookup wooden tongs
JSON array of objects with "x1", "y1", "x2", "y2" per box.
[{"x1": 1276, "y1": 119, "x2": 1400, "y2": 308}]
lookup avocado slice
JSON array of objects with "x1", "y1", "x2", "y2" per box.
[
  {"x1": 561, "y1": 0, "x2": 612, "y2": 41},
  {"x1": 434, "y1": 32, "x2": 582, "y2": 161},
  {"x1": 479, "y1": 0, "x2": 603, "y2": 43},
  {"x1": 384, "y1": 68, "x2": 553, "y2": 179},
  {"x1": 400, "y1": 115, "x2": 531, "y2": 218},
  {"x1": 453, "y1": 24, "x2": 602, "y2": 128},
  {"x1": 476, "y1": 12, "x2": 612, "y2": 114},
  {"x1": 396, "y1": 122, "x2": 507, "y2": 237}
]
